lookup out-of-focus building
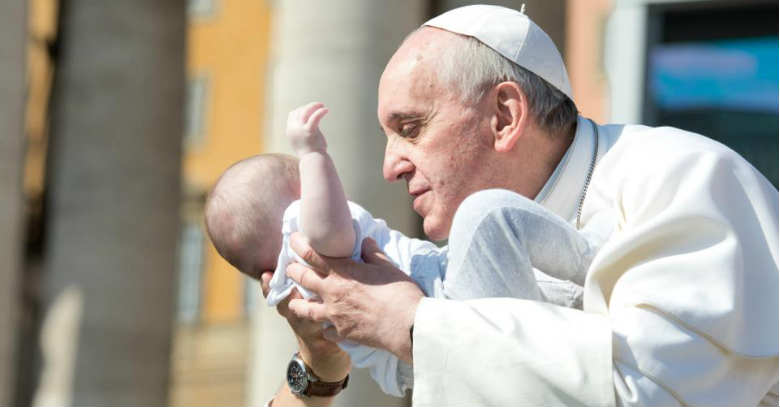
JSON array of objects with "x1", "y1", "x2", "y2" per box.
[
  {"x1": 149, "y1": 0, "x2": 780, "y2": 402},
  {"x1": 569, "y1": 0, "x2": 777, "y2": 190},
  {"x1": 12, "y1": 0, "x2": 57, "y2": 402},
  {"x1": 31, "y1": 0, "x2": 184, "y2": 403},
  {"x1": 605, "y1": 0, "x2": 778, "y2": 187},
  {"x1": 174, "y1": 0, "x2": 422, "y2": 404}
]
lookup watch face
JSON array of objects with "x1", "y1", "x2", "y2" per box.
[{"x1": 287, "y1": 359, "x2": 308, "y2": 394}]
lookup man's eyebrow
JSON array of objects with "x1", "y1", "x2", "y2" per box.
[
  {"x1": 389, "y1": 112, "x2": 422, "y2": 121},
  {"x1": 381, "y1": 112, "x2": 422, "y2": 126}
]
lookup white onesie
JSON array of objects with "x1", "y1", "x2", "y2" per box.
[{"x1": 267, "y1": 191, "x2": 596, "y2": 396}]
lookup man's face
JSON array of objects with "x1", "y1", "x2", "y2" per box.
[{"x1": 378, "y1": 29, "x2": 497, "y2": 241}]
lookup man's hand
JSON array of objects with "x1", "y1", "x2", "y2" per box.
[
  {"x1": 287, "y1": 102, "x2": 329, "y2": 156},
  {"x1": 285, "y1": 233, "x2": 424, "y2": 363},
  {"x1": 259, "y1": 271, "x2": 350, "y2": 382}
]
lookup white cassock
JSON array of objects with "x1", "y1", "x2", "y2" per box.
[{"x1": 411, "y1": 116, "x2": 779, "y2": 406}]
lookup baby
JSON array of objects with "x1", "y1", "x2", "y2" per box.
[
  {"x1": 205, "y1": 103, "x2": 600, "y2": 397},
  {"x1": 205, "y1": 153, "x2": 300, "y2": 281}
]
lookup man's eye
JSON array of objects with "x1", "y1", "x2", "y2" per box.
[{"x1": 400, "y1": 123, "x2": 418, "y2": 138}]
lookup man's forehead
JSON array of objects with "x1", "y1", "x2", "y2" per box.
[
  {"x1": 398, "y1": 27, "x2": 456, "y2": 56},
  {"x1": 383, "y1": 28, "x2": 451, "y2": 76},
  {"x1": 377, "y1": 79, "x2": 434, "y2": 126},
  {"x1": 378, "y1": 30, "x2": 452, "y2": 123}
]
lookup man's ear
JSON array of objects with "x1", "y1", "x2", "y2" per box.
[{"x1": 490, "y1": 81, "x2": 528, "y2": 153}]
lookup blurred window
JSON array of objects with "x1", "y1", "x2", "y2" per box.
[
  {"x1": 185, "y1": 75, "x2": 209, "y2": 148},
  {"x1": 188, "y1": 0, "x2": 217, "y2": 18},
  {"x1": 177, "y1": 221, "x2": 204, "y2": 323},
  {"x1": 644, "y1": 1, "x2": 778, "y2": 186}
]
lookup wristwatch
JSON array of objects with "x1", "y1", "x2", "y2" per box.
[{"x1": 286, "y1": 352, "x2": 349, "y2": 397}]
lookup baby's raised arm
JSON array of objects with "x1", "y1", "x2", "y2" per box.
[{"x1": 287, "y1": 102, "x2": 356, "y2": 257}]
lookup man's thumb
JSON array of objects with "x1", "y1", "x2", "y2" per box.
[{"x1": 361, "y1": 237, "x2": 393, "y2": 266}]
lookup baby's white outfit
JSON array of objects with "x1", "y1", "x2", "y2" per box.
[{"x1": 267, "y1": 190, "x2": 599, "y2": 396}]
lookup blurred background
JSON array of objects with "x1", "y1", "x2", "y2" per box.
[{"x1": 0, "y1": 0, "x2": 776, "y2": 405}]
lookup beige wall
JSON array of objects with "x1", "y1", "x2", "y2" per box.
[{"x1": 169, "y1": 323, "x2": 250, "y2": 405}]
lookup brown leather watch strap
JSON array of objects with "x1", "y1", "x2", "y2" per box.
[{"x1": 304, "y1": 374, "x2": 349, "y2": 397}]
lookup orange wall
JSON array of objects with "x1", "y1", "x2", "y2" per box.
[{"x1": 24, "y1": 0, "x2": 58, "y2": 199}]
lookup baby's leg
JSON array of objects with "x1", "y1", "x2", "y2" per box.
[{"x1": 444, "y1": 189, "x2": 595, "y2": 303}]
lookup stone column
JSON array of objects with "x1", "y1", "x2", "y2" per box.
[
  {"x1": 604, "y1": 0, "x2": 647, "y2": 124},
  {"x1": 252, "y1": 0, "x2": 427, "y2": 405},
  {"x1": 0, "y1": 1, "x2": 27, "y2": 404},
  {"x1": 38, "y1": 1, "x2": 185, "y2": 404}
]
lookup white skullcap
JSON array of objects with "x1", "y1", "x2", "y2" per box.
[{"x1": 423, "y1": 4, "x2": 573, "y2": 101}]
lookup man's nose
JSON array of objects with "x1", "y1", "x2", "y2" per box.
[{"x1": 383, "y1": 140, "x2": 413, "y2": 182}]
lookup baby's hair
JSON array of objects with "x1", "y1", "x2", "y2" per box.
[{"x1": 205, "y1": 154, "x2": 300, "y2": 278}]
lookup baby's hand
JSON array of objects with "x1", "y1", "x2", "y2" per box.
[{"x1": 287, "y1": 102, "x2": 329, "y2": 155}]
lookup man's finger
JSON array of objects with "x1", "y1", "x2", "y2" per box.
[
  {"x1": 276, "y1": 288, "x2": 304, "y2": 319},
  {"x1": 275, "y1": 293, "x2": 291, "y2": 317},
  {"x1": 290, "y1": 232, "x2": 330, "y2": 272},
  {"x1": 288, "y1": 298, "x2": 329, "y2": 322},
  {"x1": 287, "y1": 262, "x2": 325, "y2": 293},
  {"x1": 289, "y1": 287, "x2": 303, "y2": 300},
  {"x1": 361, "y1": 237, "x2": 394, "y2": 266}
]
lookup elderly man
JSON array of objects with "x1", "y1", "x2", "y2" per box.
[{"x1": 262, "y1": 5, "x2": 778, "y2": 406}]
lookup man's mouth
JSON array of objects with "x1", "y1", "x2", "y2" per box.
[
  {"x1": 409, "y1": 189, "x2": 428, "y2": 198},
  {"x1": 409, "y1": 187, "x2": 429, "y2": 198},
  {"x1": 410, "y1": 188, "x2": 430, "y2": 213}
]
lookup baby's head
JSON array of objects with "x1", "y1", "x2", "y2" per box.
[{"x1": 205, "y1": 154, "x2": 300, "y2": 280}]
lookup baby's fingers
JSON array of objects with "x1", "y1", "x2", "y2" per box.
[
  {"x1": 300, "y1": 101, "x2": 325, "y2": 123},
  {"x1": 306, "y1": 106, "x2": 329, "y2": 130}
]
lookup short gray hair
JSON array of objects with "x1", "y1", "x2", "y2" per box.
[{"x1": 437, "y1": 33, "x2": 578, "y2": 137}]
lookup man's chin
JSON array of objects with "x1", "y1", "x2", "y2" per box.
[{"x1": 422, "y1": 218, "x2": 449, "y2": 242}]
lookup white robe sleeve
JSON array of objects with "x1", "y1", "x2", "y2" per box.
[
  {"x1": 411, "y1": 127, "x2": 778, "y2": 406},
  {"x1": 413, "y1": 297, "x2": 615, "y2": 406}
]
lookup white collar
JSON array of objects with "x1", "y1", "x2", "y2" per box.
[{"x1": 534, "y1": 116, "x2": 596, "y2": 223}]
